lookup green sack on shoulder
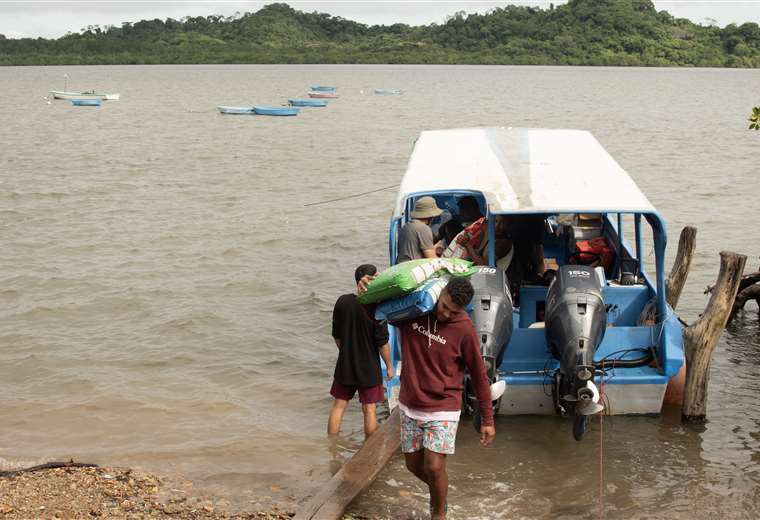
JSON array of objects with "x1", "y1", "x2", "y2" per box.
[{"x1": 358, "y1": 258, "x2": 475, "y2": 304}]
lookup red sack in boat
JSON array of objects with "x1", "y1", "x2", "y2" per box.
[
  {"x1": 572, "y1": 236, "x2": 615, "y2": 270},
  {"x1": 442, "y1": 218, "x2": 486, "y2": 259}
]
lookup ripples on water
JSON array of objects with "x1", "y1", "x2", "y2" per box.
[{"x1": 0, "y1": 65, "x2": 759, "y2": 518}]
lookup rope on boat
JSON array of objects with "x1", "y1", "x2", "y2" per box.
[
  {"x1": 0, "y1": 460, "x2": 98, "y2": 478},
  {"x1": 303, "y1": 183, "x2": 399, "y2": 207}
]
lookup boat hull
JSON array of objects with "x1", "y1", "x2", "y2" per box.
[
  {"x1": 50, "y1": 90, "x2": 117, "y2": 100},
  {"x1": 307, "y1": 92, "x2": 339, "y2": 99},
  {"x1": 288, "y1": 99, "x2": 328, "y2": 107},
  {"x1": 374, "y1": 89, "x2": 403, "y2": 95},
  {"x1": 253, "y1": 106, "x2": 299, "y2": 116},
  {"x1": 217, "y1": 105, "x2": 255, "y2": 115},
  {"x1": 310, "y1": 86, "x2": 336, "y2": 92},
  {"x1": 495, "y1": 381, "x2": 668, "y2": 415},
  {"x1": 71, "y1": 99, "x2": 101, "y2": 106}
]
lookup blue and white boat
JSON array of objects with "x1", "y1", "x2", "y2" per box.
[
  {"x1": 374, "y1": 88, "x2": 403, "y2": 95},
  {"x1": 253, "y1": 106, "x2": 299, "y2": 116},
  {"x1": 288, "y1": 98, "x2": 328, "y2": 107},
  {"x1": 71, "y1": 99, "x2": 101, "y2": 106},
  {"x1": 310, "y1": 85, "x2": 336, "y2": 92},
  {"x1": 384, "y1": 127, "x2": 684, "y2": 440},
  {"x1": 217, "y1": 105, "x2": 255, "y2": 115}
]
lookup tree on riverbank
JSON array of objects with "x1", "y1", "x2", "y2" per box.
[
  {"x1": 750, "y1": 107, "x2": 760, "y2": 130},
  {"x1": 1, "y1": 1, "x2": 760, "y2": 66}
]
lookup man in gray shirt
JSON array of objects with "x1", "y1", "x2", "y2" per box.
[{"x1": 396, "y1": 196, "x2": 443, "y2": 263}]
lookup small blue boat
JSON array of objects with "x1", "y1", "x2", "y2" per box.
[
  {"x1": 253, "y1": 106, "x2": 299, "y2": 116},
  {"x1": 288, "y1": 98, "x2": 328, "y2": 107},
  {"x1": 310, "y1": 85, "x2": 336, "y2": 92},
  {"x1": 71, "y1": 99, "x2": 101, "y2": 106},
  {"x1": 375, "y1": 88, "x2": 403, "y2": 95},
  {"x1": 217, "y1": 105, "x2": 255, "y2": 115}
]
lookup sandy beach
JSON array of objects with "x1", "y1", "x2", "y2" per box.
[{"x1": 0, "y1": 465, "x2": 371, "y2": 520}]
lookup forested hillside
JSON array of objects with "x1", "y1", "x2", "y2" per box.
[{"x1": 2, "y1": 1, "x2": 759, "y2": 66}]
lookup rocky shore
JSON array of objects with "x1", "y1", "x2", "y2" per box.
[{"x1": 0, "y1": 466, "x2": 371, "y2": 520}]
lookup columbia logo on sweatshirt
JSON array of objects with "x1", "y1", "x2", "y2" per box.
[{"x1": 411, "y1": 321, "x2": 447, "y2": 346}]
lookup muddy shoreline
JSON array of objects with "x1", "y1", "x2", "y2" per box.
[{"x1": 0, "y1": 465, "x2": 373, "y2": 520}]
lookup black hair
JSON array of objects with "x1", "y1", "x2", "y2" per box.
[
  {"x1": 354, "y1": 264, "x2": 377, "y2": 283},
  {"x1": 446, "y1": 277, "x2": 474, "y2": 308},
  {"x1": 459, "y1": 196, "x2": 479, "y2": 210}
]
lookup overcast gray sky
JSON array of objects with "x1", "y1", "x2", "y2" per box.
[{"x1": 1, "y1": 1, "x2": 758, "y2": 39}]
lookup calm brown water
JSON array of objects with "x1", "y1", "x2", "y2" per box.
[{"x1": 1, "y1": 64, "x2": 759, "y2": 519}]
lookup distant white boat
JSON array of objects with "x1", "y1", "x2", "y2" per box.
[
  {"x1": 49, "y1": 90, "x2": 120, "y2": 101},
  {"x1": 217, "y1": 105, "x2": 255, "y2": 115},
  {"x1": 374, "y1": 88, "x2": 403, "y2": 95}
]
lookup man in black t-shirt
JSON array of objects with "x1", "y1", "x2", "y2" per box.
[{"x1": 328, "y1": 264, "x2": 394, "y2": 439}]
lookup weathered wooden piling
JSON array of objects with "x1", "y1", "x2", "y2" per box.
[
  {"x1": 682, "y1": 251, "x2": 747, "y2": 422},
  {"x1": 725, "y1": 262, "x2": 760, "y2": 324},
  {"x1": 730, "y1": 283, "x2": 760, "y2": 321},
  {"x1": 662, "y1": 226, "x2": 697, "y2": 406},
  {"x1": 658, "y1": 227, "x2": 748, "y2": 418},
  {"x1": 294, "y1": 408, "x2": 401, "y2": 520},
  {"x1": 665, "y1": 226, "x2": 697, "y2": 310}
]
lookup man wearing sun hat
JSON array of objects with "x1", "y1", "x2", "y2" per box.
[{"x1": 396, "y1": 196, "x2": 443, "y2": 263}]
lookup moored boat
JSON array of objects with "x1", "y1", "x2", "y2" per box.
[
  {"x1": 310, "y1": 85, "x2": 336, "y2": 92},
  {"x1": 307, "y1": 91, "x2": 339, "y2": 99},
  {"x1": 383, "y1": 127, "x2": 684, "y2": 440},
  {"x1": 217, "y1": 105, "x2": 255, "y2": 115},
  {"x1": 50, "y1": 90, "x2": 119, "y2": 101},
  {"x1": 374, "y1": 88, "x2": 403, "y2": 95},
  {"x1": 253, "y1": 106, "x2": 299, "y2": 116},
  {"x1": 288, "y1": 98, "x2": 328, "y2": 107},
  {"x1": 71, "y1": 99, "x2": 101, "y2": 106}
]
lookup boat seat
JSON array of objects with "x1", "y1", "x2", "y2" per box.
[{"x1": 602, "y1": 285, "x2": 651, "y2": 326}]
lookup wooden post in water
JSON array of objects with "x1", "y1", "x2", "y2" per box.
[
  {"x1": 730, "y1": 284, "x2": 760, "y2": 322},
  {"x1": 682, "y1": 251, "x2": 746, "y2": 422},
  {"x1": 665, "y1": 226, "x2": 697, "y2": 310},
  {"x1": 294, "y1": 407, "x2": 401, "y2": 520},
  {"x1": 662, "y1": 226, "x2": 697, "y2": 406},
  {"x1": 725, "y1": 261, "x2": 760, "y2": 324}
]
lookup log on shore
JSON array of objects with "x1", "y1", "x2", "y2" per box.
[
  {"x1": 294, "y1": 407, "x2": 401, "y2": 520},
  {"x1": 682, "y1": 251, "x2": 747, "y2": 422}
]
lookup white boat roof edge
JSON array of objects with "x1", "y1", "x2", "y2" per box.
[{"x1": 393, "y1": 127, "x2": 657, "y2": 217}]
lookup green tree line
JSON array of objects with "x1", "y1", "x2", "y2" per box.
[{"x1": 1, "y1": 1, "x2": 759, "y2": 66}]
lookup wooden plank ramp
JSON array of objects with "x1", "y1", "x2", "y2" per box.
[{"x1": 294, "y1": 407, "x2": 401, "y2": 520}]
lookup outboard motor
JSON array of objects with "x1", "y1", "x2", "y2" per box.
[
  {"x1": 465, "y1": 267, "x2": 513, "y2": 427},
  {"x1": 545, "y1": 265, "x2": 606, "y2": 440}
]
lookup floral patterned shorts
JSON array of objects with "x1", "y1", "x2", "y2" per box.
[{"x1": 400, "y1": 410, "x2": 459, "y2": 455}]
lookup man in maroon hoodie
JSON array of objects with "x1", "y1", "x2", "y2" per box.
[{"x1": 396, "y1": 276, "x2": 495, "y2": 519}]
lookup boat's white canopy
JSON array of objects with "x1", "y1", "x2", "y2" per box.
[{"x1": 393, "y1": 127, "x2": 657, "y2": 218}]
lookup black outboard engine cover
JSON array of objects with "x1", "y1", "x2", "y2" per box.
[
  {"x1": 465, "y1": 267, "x2": 513, "y2": 425},
  {"x1": 545, "y1": 265, "x2": 606, "y2": 408},
  {"x1": 468, "y1": 267, "x2": 514, "y2": 381}
]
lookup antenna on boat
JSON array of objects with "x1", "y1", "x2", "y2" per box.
[{"x1": 63, "y1": 73, "x2": 69, "y2": 92}]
